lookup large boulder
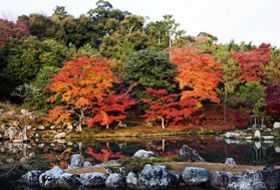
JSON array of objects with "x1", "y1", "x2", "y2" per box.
[
  {"x1": 83, "y1": 161, "x2": 93, "y2": 168},
  {"x1": 254, "y1": 130, "x2": 261, "y2": 139},
  {"x1": 133, "y1": 150, "x2": 155, "y2": 158},
  {"x1": 105, "y1": 173, "x2": 126, "y2": 189},
  {"x1": 21, "y1": 170, "x2": 43, "y2": 186},
  {"x1": 210, "y1": 171, "x2": 233, "y2": 190},
  {"x1": 182, "y1": 167, "x2": 210, "y2": 185},
  {"x1": 68, "y1": 154, "x2": 83, "y2": 169},
  {"x1": 126, "y1": 172, "x2": 138, "y2": 189},
  {"x1": 170, "y1": 173, "x2": 184, "y2": 187},
  {"x1": 227, "y1": 175, "x2": 266, "y2": 190},
  {"x1": 39, "y1": 166, "x2": 80, "y2": 189},
  {"x1": 138, "y1": 164, "x2": 171, "y2": 189},
  {"x1": 80, "y1": 172, "x2": 107, "y2": 187},
  {"x1": 179, "y1": 145, "x2": 205, "y2": 162},
  {"x1": 261, "y1": 166, "x2": 280, "y2": 190}
]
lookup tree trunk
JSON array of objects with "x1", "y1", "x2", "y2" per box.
[
  {"x1": 223, "y1": 88, "x2": 228, "y2": 122},
  {"x1": 161, "y1": 117, "x2": 165, "y2": 129},
  {"x1": 253, "y1": 107, "x2": 257, "y2": 129},
  {"x1": 77, "y1": 110, "x2": 84, "y2": 132},
  {"x1": 106, "y1": 124, "x2": 109, "y2": 130}
]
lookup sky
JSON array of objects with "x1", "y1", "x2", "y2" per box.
[{"x1": 0, "y1": 0, "x2": 279, "y2": 47}]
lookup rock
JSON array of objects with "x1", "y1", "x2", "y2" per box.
[
  {"x1": 242, "y1": 170, "x2": 263, "y2": 182},
  {"x1": 20, "y1": 109, "x2": 30, "y2": 115},
  {"x1": 274, "y1": 147, "x2": 280, "y2": 153},
  {"x1": 227, "y1": 175, "x2": 266, "y2": 190},
  {"x1": 50, "y1": 125, "x2": 56, "y2": 130},
  {"x1": 261, "y1": 167, "x2": 280, "y2": 190},
  {"x1": 210, "y1": 171, "x2": 233, "y2": 190},
  {"x1": 126, "y1": 172, "x2": 138, "y2": 189},
  {"x1": 273, "y1": 122, "x2": 280, "y2": 129},
  {"x1": 68, "y1": 154, "x2": 83, "y2": 169},
  {"x1": 224, "y1": 132, "x2": 240, "y2": 139},
  {"x1": 4, "y1": 126, "x2": 20, "y2": 141},
  {"x1": 66, "y1": 125, "x2": 73, "y2": 130},
  {"x1": 225, "y1": 158, "x2": 236, "y2": 165},
  {"x1": 254, "y1": 130, "x2": 261, "y2": 139},
  {"x1": 179, "y1": 144, "x2": 205, "y2": 162},
  {"x1": 170, "y1": 173, "x2": 184, "y2": 187},
  {"x1": 105, "y1": 173, "x2": 126, "y2": 189},
  {"x1": 80, "y1": 172, "x2": 106, "y2": 187},
  {"x1": 39, "y1": 166, "x2": 64, "y2": 188},
  {"x1": 133, "y1": 149, "x2": 155, "y2": 158},
  {"x1": 34, "y1": 133, "x2": 40, "y2": 138},
  {"x1": 83, "y1": 161, "x2": 93, "y2": 168},
  {"x1": 21, "y1": 170, "x2": 43, "y2": 185},
  {"x1": 182, "y1": 167, "x2": 210, "y2": 185},
  {"x1": 39, "y1": 166, "x2": 80, "y2": 189},
  {"x1": 56, "y1": 173, "x2": 80, "y2": 189},
  {"x1": 54, "y1": 132, "x2": 66, "y2": 139},
  {"x1": 245, "y1": 136, "x2": 252, "y2": 140},
  {"x1": 37, "y1": 126, "x2": 45, "y2": 130},
  {"x1": 26, "y1": 125, "x2": 32, "y2": 130},
  {"x1": 138, "y1": 164, "x2": 171, "y2": 189}
]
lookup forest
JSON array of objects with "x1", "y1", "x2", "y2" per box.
[{"x1": 0, "y1": 0, "x2": 279, "y2": 133}]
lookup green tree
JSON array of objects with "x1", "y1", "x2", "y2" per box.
[
  {"x1": 237, "y1": 82, "x2": 265, "y2": 128},
  {"x1": 100, "y1": 15, "x2": 148, "y2": 65},
  {"x1": 123, "y1": 50, "x2": 176, "y2": 99}
]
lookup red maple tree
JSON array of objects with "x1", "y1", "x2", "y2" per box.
[
  {"x1": 265, "y1": 83, "x2": 280, "y2": 118},
  {"x1": 232, "y1": 43, "x2": 271, "y2": 82},
  {"x1": 87, "y1": 93, "x2": 136, "y2": 129},
  {"x1": 142, "y1": 88, "x2": 197, "y2": 129},
  {"x1": 45, "y1": 57, "x2": 118, "y2": 131},
  {"x1": 170, "y1": 47, "x2": 221, "y2": 105},
  {"x1": 0, "y1": 18, "x2": 29, "y2": 47}
]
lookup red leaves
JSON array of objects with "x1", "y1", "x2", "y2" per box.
[
  {"x1": 45, "y1": 57, "x2": 126, "y2": 127},
  {"x1": 0, "y1": 18, "x2": 29, "y2": 47},
  {"x1": 85, "y1": 148, "x2": 125, "y2": 162},
  {"x1": 170, "y1": 47, "x2": 221, "y2": 104},
  {"x1": 87, "y1": 93, "x2": 136, "y2": 128},
  {"x1": 142, "y1": 88, "x2": 197, "y2": 127},
  {"x1": 232, "y1": 43, "x2": 271, "y2": 82},
  {"x1": 265, "y1": 83, "x2": 280, "y2": 118}
]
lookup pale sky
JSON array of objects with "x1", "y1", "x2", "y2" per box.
[{"x1": 0, "y1": 0, "x2": 279, "y2": 47}]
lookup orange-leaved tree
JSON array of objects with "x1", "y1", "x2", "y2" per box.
[
  {"x1": 170, "y1": 47, "x2": 221, "y2": 107},
  {"x1": 86, "y1": 93, "x2": 136, "y2": 129},
  {"x1": 142, "y1": 88, "x2": 197, "y2": 129},
  {"x1": 232, "y1": 43, "x2": 271, "y2": 83},
  {"x1": 45, "y1": 57, "x2": 118, "y2": 131}
]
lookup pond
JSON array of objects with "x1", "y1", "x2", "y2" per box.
[{"x1": 0, "y1": 136, "x2": 279, "y2": 189}]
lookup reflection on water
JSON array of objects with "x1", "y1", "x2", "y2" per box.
[{"x1": 0, "y1": 136, "x2": 279, "y2": 171}]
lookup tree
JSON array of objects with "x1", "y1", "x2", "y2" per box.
[
  {"x1": 99, "y1": 15, "x2": 148, "y2": 63},
  {"x1": 45, "y1": 57, "x2": 118, "y2": 131},
  {"x1": 142, "y1": 88, "x2": 197, "y2": 129},
  {"x1": 237, "y1": 82, "x2": 265, "y2": 128},
  {"x1": 0, "y1": 18, "x2": 29, "y2": 47},
  {"x1": 232, "y1": 43, "x2": 271, "y2": 83},
  {"x1": 170, "y1": 47, "x2": 221, "y2": 106},
  {"x1": 124, "y1": 50, "x2": 176, "y2": 99},
  {"x1": 145, "y1": 15, "x2": 185, "y2": 51},
  {"x1": 87, "y1": 93, "x2": 136, "y2": 129},
  {"x1": 265, "y1": 83, "x2": 280, "y2": 119},
  {"x1": 215, "y1": 43, "x2": 240, "y2": 121},
  {"x1": 52, "y1": 6, "x2": 68, "y2": 20}
]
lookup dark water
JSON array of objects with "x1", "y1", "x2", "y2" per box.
[{"x1": 0, "y1": 136, "x2": 279, "y2": 189}]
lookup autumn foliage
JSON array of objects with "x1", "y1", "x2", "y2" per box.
[
  {"x1": 87, "y1": 93, "x2": 136, "y2": 129},
  {"x1": 232, "y1": 43, "x2": 271, "y2": 82},
  {"x1": 45, "y1": 57, "x2": 134, "y2": 130},
  {"x1": 265, "y1": 83, "x2": 280, "y2": 118},
  {"x1": 85, "y1": 148, "x2": 125, "y2": 162},
  {"x1": 170, "y1": 47, "x2": 221, "y2": 104},
  {"x1": 0, "y1": 18, "x2": 29, "y2": 47},
  {"x1": 142, "y1": 88, "x2": 197, "y2": 129}
]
